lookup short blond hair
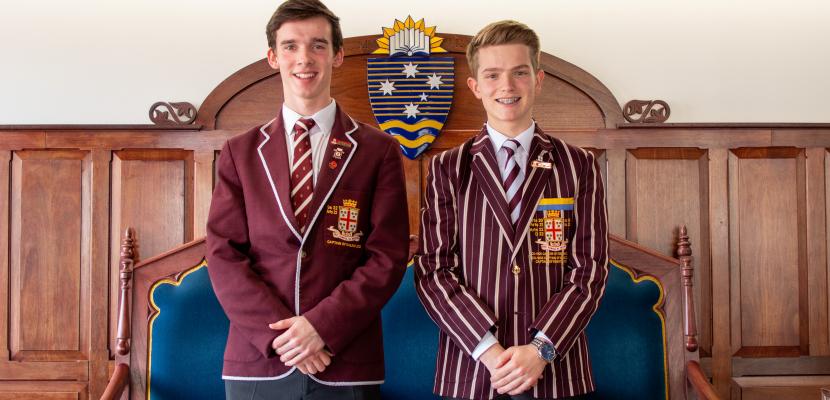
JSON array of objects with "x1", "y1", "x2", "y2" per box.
[{"x1": 466, "y1": 20, "x2": 541, "y2": 76}]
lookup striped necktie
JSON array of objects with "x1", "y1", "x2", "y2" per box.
[
  {"x1": 502, "y1": 139, "x2": 524, "y2": 224},
  {"x1": 290, "y1": 117, "x2": 316, "y2": 232}
]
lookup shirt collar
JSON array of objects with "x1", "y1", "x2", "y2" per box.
[
  {"x1": 485, "y1": 121, "x2": 536, "y2": 154},
  {"x1": 282, "y1": 100, "x2": 337, "y2": 136}
]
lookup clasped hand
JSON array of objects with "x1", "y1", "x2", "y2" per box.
[
  {"x1": 269, "y1": 316, "x2": 331, "y2": 374},
  {"x1": 480, "y1": 344, "x2": 547, "y2": 395}
]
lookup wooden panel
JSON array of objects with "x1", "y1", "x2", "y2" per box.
[
  {"x1": 731, "y1": 148, "x2": 805, "y2": 353},
  {"x1": 605, "y1": 148, "x2": 626, "y2": 237},
  {"x1": 709, "y1": 148, "x2": 731, "y2": 397},
  {"x1": 10, "y1": 151, "x2": 87, "y2": 361},
  {"x1": 0, "y1": 394, "x2": 78, "y2": 400},
  {"x1": 626, "y1": 148, "x2": 712, "y2": 354},
  {"x1": 816, "y1": 149, "x2": 830, "y2": 356},
  {"x1": 733, "y1": 356, "x2": 830, "y2": 376},
  {"x1": 0, "y1": 361, "x2": 87, "y2": 380},
  {"x1": 0, "y1": 381, "x2": 86, "y2": 400},
  {"x1": 193, "y1": 150, "x2": 214, "y2": 239},
  {"x1": 0, "y1": 151, "x2": 10, "y2": 361},
  {"x1": 403, "y1": 157, "x2": 421, "y2": 237},
  {"x1": 109, "y1": 149, "x2": 193, "y2": 351},
  {"x1": 87, "y1": 149, "x2": 110, "y2": 400},
  {"x1": 733, "y1": 376, "x2": 830, "y2": 400}
]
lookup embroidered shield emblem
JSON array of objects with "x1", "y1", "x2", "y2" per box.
[
  {"x1": 368, "y1": 16, "x2": 454, "y2": 160},
  {"x1": 328, "y1": 199, "x2": 363, "y2": 242},
  {"x1": 338, "y1": 206, "x2": 359, "y2": 233}
]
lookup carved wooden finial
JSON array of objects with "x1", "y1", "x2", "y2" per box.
[
  {"x1": 116, "y1": 228, "x2": 136, "y2": 356},
  {"x1": 677, "y1": 225, "x2": 698, "y2": 352}
]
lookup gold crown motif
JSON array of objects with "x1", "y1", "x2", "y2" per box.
[{"x1": 342, "y1": 199, "x2": 358, "y2": 208}]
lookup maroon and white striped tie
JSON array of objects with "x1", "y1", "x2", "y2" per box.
[
  {"x1": 502, "y1": 139, "x2": 524, "y2": 224},
  {"x1": 291, "y1": 117, "x2": 316, "y2": 232}
]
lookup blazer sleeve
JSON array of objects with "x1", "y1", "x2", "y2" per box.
[
  {"x1": 206, "y1": 141, "x2": 295, "y2": 358},
  {"x1": 303, "y1": 140, "x2": 409, "y2": 355},
  {"x1": 530, "y1": 150, "x2": 609, "y2": 355},
  {"x1": 414, "y1": 151, "x2": 498, "y2": 355}
]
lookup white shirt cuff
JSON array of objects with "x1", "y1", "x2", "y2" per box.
[{"x1": 471, "y1": 332, "x2": 499, "y2": 360}]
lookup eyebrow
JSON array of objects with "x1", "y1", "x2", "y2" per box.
[
  {"x1": 278, "y1": 38, "x2": 330, "y2": 46},
  {"x1": 481, "y1": 65, "x2": 531, "y2": 73}
]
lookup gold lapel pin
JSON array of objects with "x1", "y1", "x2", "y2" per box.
[{"x1": 531, "y1": 154, "x2": 553, "y2": 169}]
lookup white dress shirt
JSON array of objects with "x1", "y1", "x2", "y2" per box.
[{"x1": 282, "y1": 100, "x2": 338, "y2": 185}]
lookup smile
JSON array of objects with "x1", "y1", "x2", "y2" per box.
[
  {"x1": 293, "y1": 72, "x2": 317, "y2": 79},
  {"x1": 496, "y1": 97, "x2": 520, "y2": 104}
]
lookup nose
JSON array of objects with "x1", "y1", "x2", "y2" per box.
[
  {"x1": 297, "y1": 46, "x2": 314, "y2": 66},
  {"x1": 501, "y1": 75, "x2": 516, "y2": 92}
]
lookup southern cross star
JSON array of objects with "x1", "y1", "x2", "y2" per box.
[
  {"x1": 402, "y1": 62, "x2": 419, "y2": 78},
  {"x1": 403, "y1": 102, "x2": 420, "y2": 119},
  {"x1": 419, "y1": 92, "x2": 428, "y2": 102},
  {"x1": 426, "y1": 73, "x2": 443, "y2": 89},
  {"x1": 379, "y1": 79, "x2": 396, "y2": 95}
]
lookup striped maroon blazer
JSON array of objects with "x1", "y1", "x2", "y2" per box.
[{"x1": 414, "y1": 126, "x2": 609, "y2": 399}]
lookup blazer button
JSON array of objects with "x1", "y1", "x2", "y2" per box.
[
  {"x1": 301, "y1": 250, "x2": 308, "y2": 259},
  {"x1": 512, "y1": 264, "x2": 521, "y2": 275}
]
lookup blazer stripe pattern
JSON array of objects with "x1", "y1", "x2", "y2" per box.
[{"x1": 415, "y1": 126, "x2": 609, "y2": 399}]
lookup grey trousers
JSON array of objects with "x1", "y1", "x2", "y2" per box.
[{"x1": 225, "y1": 371, "x2": 381, "y2": 400}]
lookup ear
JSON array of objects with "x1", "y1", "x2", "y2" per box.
[
  {"x1": 332, "y1": 47, "x2": 345, "y2": 68},
  {"x1": 267, "y1": 47, "x2": 279, "y2": 71},
  {"x1": 467, "y1": 76, "x2": 483, "y2": 100},
  {"x1": 534, "y1": 68, "x2": 544, "y2": 94}
]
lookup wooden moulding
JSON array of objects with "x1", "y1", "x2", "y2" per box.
[
  {"x1": 677, "y1": 226, "x2": 699, "y2": 352},
  {"x1": 116, "y1": 228, "x2": 135, "y2": 357}
]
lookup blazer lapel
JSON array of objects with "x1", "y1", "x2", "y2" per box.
[
  {"x1": 512, "y1": 129, "x2": 555, "y2": 251},
  {"x1": 303, "y1": 105, "x2": 358, "y2": 240},
  {"x1": 258, "y1": 111, "x2": 302, "y2": 240},
  {"x1": 469, "y1": 128, "x2": 514, "y2": 246}
]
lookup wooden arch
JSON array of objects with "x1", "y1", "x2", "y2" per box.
[{"x1": 195, "y1": 33, "x2": 624, "y2": 132}]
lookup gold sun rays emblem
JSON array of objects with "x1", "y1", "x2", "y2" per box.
[{"x1": 372, "y1": 16, "x2": 447, "y2": 56}]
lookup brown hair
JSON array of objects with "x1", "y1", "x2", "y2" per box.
[
  {"x1": 265, "y1": 0, "x2": 343, "y2": 53},
  {"x1": 466, "y1": 20, "x2": 541, "y2": 75}
]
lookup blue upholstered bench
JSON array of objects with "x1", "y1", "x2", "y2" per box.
[{"x1": 103, "y1": 234, "x2": 714, "y2": 399}]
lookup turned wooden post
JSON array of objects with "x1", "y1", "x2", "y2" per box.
[
  {"x1": 116, "y1": 228, "x2": 135, "y2": 356},
  {"x1": 677, "y1": 225, "x2": 698, "y2": 352}
]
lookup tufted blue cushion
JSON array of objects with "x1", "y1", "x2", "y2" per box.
[
  {"x1": 148, "y1": 262, "x2": 229, "y2": 400},
  {"x1": 381, "y1": 265, "x2": 440, "y2": 399},
  {"x1": 584, "y1": 259, "x2": 668, "y2": 400}
]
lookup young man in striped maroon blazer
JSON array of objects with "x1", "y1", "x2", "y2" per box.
[{"x1": 415, "y1": 20, "x2": 609, "y2": 400}]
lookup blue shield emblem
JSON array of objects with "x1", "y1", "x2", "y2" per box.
[
  {"x1": 367, "y1": 16, "x2": 453, "y2": 160},
  {"x1": 368, "y1": 57, "x2": 454, "y2": 159}
]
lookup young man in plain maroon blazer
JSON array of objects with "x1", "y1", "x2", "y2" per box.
[
  {"x1": 206, "y1": 1, "x2": 409, "y2": 398},
  {"x1": 415, "y1": 21, "x2": 608, "y2": 400}
]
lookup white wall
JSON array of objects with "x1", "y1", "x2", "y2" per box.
[{"x1": 1, "y1": 0, "x2": 828, "y2": 124}]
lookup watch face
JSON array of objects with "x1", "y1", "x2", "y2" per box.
[{"x1": 540, "y1": 343, "x2": 555, "y2": 362}]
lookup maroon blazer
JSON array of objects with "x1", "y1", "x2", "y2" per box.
[
  {"x1": 206, "y1": 105, "x2": 409, "y2": 384},
  {"x1": 414, "y1": 127, "x2": 609, "y2": 399}
]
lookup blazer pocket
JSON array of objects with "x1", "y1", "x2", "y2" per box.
[{"x1": 223, "y1": 326, "x2": 264, "y2": 362}]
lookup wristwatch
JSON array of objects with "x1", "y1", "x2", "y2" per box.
[{"x1": 531, "y1": 337, "x2": 556, "y2": 363}]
